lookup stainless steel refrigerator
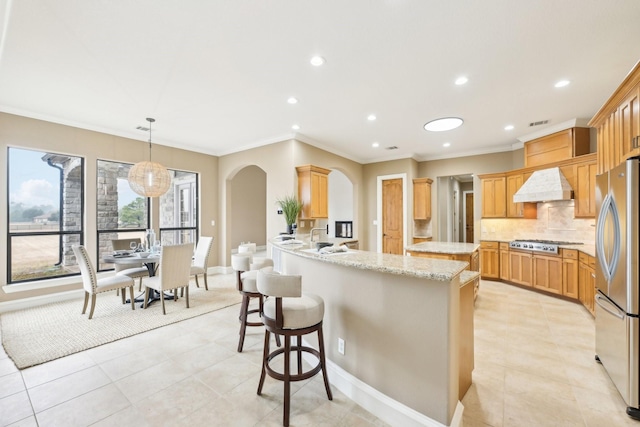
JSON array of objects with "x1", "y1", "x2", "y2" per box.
[{"x1": 595, "y1": 158, "x2": 640, "y2": 419}]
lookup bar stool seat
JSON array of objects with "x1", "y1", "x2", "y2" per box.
[{"x1": 256, "y1": 268, "x2": 332, "y2": 427}]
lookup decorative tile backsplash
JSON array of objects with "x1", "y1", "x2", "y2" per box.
[{"x1": 480, "y1": 200, "x2": 595, "y2": 243}]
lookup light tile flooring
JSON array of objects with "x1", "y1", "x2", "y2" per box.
[{"x1": 0, "y1": 276, "x2": 637, "y2": 426}]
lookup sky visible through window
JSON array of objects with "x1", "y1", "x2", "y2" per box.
[{"x1": 9, "y1": 148, "x2": 138, "y2": 217}]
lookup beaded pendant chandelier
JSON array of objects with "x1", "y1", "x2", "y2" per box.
[{"x1": 128, "y1": 118, "x2": 171, "y2": 197}]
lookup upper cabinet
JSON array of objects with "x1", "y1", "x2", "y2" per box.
[
  {"x1": 524, "y1": 127, "x2": 590, "y2": 168},
  {"x1": 413, "y1": 178, "x2": 433, "y2": 220},
  {"x1": 505, "y1": 171, "x2": 536, "y2": 219},
  {"x1": 296, "y1": 165, "x2": 331, "y2": 219},
  {"x1": 479, "y1": 173, "x2": 506, "y2": 218},
  {"x1": 590, "y1": 61, "x2": 640, "y2": 175},
  {"x1": 574, "y1": 154, "x2": 598, "y2": 218}
]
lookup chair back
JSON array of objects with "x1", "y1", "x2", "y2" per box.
[
  {"x1": 157, "y1": 243, "x2": 194, "y2": 290},
  {"x1": 111, "y1": 238, "x2": 143, "y2": 272},
  {"x1": 250, "y1": 257, "x2": 274, "y2": 270},
  {"x1": 257, "y1": 269, "x2": 302, "y2": 298},
  {"x1": 193, "y1": 236, "x2": 214, "y2": 269},
  {"x1": 238, "y1": 242, "x2": 256, "y2": 254},
  {"x1": 231, "y1": 253, "x2": 252, "y2": 273},
  {"x1": 72, "y1": 245, "x2": 97, "y2": 294}
]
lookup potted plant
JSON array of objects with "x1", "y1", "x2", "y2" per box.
[{"x1": 276, "y1": 194, "x2": 303, "y2": 234}]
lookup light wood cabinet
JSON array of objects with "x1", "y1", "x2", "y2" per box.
[
  {"x1": 562, "y1": 249, "x2": 579, "y2": 299},
  {"x1": 480, "y1": 174, "x2": 506, "y2": 218},
  {"x1": 532, "y1": 254, "x2": 563, "y2": 294},
  {"x1": 480, "y1": 241, "x2": 500, "y2": 279},
  {"x1": 524, "y1": 127, "x2": 590, "y2": 168},
  {"x1": 506, "y1": 172, "x2": 537, "y2": 218},
  {"x1": 296, "y1": 165, "x2": 331, "y2": 219},
  {"x1": 412, "y1": 237, "x2": 432, "y2": 244},
  {"x1": 413, "y1": 178, "x2": 433, "y2": 220},
  {"x1": 499, "y1": 242, "x2": 510, "y2": 280},
  {"x1": 590, "y1": 61, "x2": 640, "y2": 175},
  {"x1": 578, "y1": 252, "x2": 596, "y2": 315},
  {"x1": 509, "y1": 250, "x2": 532, "y2": 286},
  {"x1": 574, "y1": 155, "x2": 598, "y2": 218}
]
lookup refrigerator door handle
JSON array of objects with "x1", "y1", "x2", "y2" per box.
[
  {"x1": 595, "y1": 294, "x2": 625, "y2": 320},
  {"x1": 596, "y1": 193, "x2": 621, "y2": 282}
]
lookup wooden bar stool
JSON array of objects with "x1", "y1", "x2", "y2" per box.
[
  {"x1": 231, "y1": 253, "x2": 280, "y2": 352},
  {"x1": 256, "y1": 268, "x2": 332, "y2": 427}
]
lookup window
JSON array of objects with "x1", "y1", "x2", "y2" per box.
[
  {"x1": 7, "y1": 147, "x2": 84, "y2": 283},
  {"x1": 96, "y1": 160, "x2": 149, "y2": 271},
  {"x1": 159, "y1": 170, "x2": 198, "y2": 245}
]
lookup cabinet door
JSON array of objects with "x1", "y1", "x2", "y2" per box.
[
  {"x1": 620, "y1": 86, "x2": 640, "y2": 160},
  {"x1": 481, "y1": 177, "x2": 506, "y2": 218},
  {"x1": 413, "y1": 179, "x2": 432, "y2": 220},
  {"x1": 506, "y1": 174, "x2": 522, "y2": 217},
  {"x1": 310, "y1": 172, "x2": 328, "y2": 218},
  {"x1": 500, "y1": 249, "x2": 510, "y2": 280},
  {"x1": 533, "y1": 255, "x2": 563, "y2": 294},
  {"x1": 480, "y1": 248, "x2": 499, "y2": 279},
  {"x1": 575, "y1": 160, "x2": 597, "y2": 218},
  {"x1": 470, "y1": 250, "x2": 479, "y2": 272},
  {"x1": 562, "y1": 258, "x2": 579, "y2": 298},
  {"x1": 509, "y1": 251, "x2": 532, "y2": 286}
]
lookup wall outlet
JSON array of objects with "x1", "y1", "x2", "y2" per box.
[
  {"x1": 277, "y1": 209, "x2": 283, "y2": 215},
  {"x1": 338, "y1": 338, "x2": 345, "y2": 355}
]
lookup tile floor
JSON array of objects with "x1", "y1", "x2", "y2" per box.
[{"x1": 0, "y1": 276, "x2": 637, "y2": 426}]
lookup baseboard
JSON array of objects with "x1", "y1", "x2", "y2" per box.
[
  {"x1": 300, "y1": 340, "x2": 464, "y2": 427},
  {"x1": 0, "y1": 289, "x2": 84, "y2": 313}
]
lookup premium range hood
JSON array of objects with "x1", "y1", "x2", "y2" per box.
[{"x1": 513, "y1": 167, "x2": 573, "y2": 203}]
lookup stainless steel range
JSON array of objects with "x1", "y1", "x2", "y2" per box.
[{"x1": 509, "y1": 239, "x2": 582, "y2": 255}]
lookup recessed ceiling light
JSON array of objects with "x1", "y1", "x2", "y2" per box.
[
  {"x1": 554, "y1": 80, "x2": 570, "y2": 88},
  {"x1": 292, "y1": 124, "x2": 300, "y2": 130},
  {"x1": 443, "y1": 142, "x2": 451, "y2": 147},
  {"x1": 504, "y1": 125, "x2": 514, "y2": 131},
  {"x1": 367, "y1": 114, "x2": 377, "y2": 121},
  {"x1": 372, "y1": 142, "x2": 379, "y2": 148},
  {"x1": 424, "y1": 117, "x2": 463, "y2": 132},
  {"x1": 310, "y1": 56, "x2": 325, "y2": 66},
  {"x1": 455, "y1": 76, "x2": 468, "y2": 85},
  {"x1": 287, "y1": 97, "x2": 298, "y2": 104}
]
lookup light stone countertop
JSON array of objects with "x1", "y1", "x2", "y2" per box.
[
  {"x1": 459, "y1": 270, "x2": 480, "y2": 287},
  {"x1": 270, "y1": 238, "x2": 468, "y2": 282},
  {"x1": 405, "y1": 241, "x2": 480, "y2": 254}
]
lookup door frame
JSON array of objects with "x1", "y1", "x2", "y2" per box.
[
  {"x1": 376, "y1": 173, "x2": 407, "y2": 253},
  {"x1": 463, "y1": 190, "x2": 474, "y2": 243}
]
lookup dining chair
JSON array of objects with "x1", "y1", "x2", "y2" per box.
[
  {"x1": 72, "y1": 245, "x2": 136, "y2": 320},
  {"x1": 190, "y1": 236, "x2": 214, "y2": 290},
  {"x1": 143, "y1": 243, "x2": 194, "y2": 315},
  {"x1": 112, "y1": 238, "x2": 150, "y2": 290}
]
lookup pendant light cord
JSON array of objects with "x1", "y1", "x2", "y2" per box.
[{"x1": 147, "y1": 117, "x2": 155, "y2": 162}]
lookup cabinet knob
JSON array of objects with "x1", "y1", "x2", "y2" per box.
[{"x1": 591, "y1": 273, "x2": 596, "y2": 278}]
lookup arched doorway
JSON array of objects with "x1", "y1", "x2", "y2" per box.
[{"x1": 228, "y1": 165, "x2": 267, "y2": 249}]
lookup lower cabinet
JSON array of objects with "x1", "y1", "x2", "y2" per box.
[
  {"x1": 562, "y1": 250, "x2": 579, "y2": 299},
  {"x1": 480, "y1": 241, "x2": 500, "y2": 279},
  {"x1": 499, "y1": 243, "x2": 510, "y2": 280},
  {"x1": 578, "y1": 252, "x2": 596, "y2": 315},
  {"x1": 532, "y1": 254, "x2": 563, "y2": 294},
  {"x1": 509, "y1": 250, "x2": 532, "y2": 286}
]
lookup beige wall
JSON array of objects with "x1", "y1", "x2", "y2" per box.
[
  {"x1": 229, "y1": 165, "x2": 266, "y2": 248},
  {"x1": 0, "y1": 113, "x2": 218, "y2": 302}
]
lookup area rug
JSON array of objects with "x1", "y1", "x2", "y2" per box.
[{"x1": 0, "y1": 273, "x2": 241, "y2": 369}]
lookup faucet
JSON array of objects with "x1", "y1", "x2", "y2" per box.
[{"x1": 310, "y1": 227, "x2": 326, "y2": 244}]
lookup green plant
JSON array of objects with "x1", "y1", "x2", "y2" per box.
[{"x1": 275, "y1": 194, "x2": 303, "y2": 226}]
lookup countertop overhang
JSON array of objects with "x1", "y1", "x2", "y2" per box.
[{"x1": 405, "y1": 241, "x2": 480, "y2": 254}]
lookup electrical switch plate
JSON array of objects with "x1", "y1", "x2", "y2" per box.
[{"x1": 338, "y1": 338, "x2": 345, "y2": 355}]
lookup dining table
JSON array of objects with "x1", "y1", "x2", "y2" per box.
[{"x1": 102, "y1": 252, "x2": 168, "y2": 307}]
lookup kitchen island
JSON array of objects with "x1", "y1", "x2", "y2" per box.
[{"x1": 270, "y1": 238, "x2": 471, "y2": 427}]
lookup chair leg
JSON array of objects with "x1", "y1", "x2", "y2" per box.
[
  {"x1": 237, "y1": 294, "x2": 250, "y2": 352},
  {"x1": 82, "y1": 291, "x2": 89, "y2": 314},
  {"x1": 257, "y1": 330, "x2": 270, "y2": 395},
  {"x1": 284, "y1": 335, "x2": 291, "y2": 427},
  {"x1": 203, "y1": 273, "x2": 208, "y2": 291},
  {"x1": 129, "y1": 286, "x2": 135, "y2": 310},
  {"x1": 138, "y1": 277, "x2": 143, "y2": 292},
  {"x1": 143, "y1": 287, "x2": 150, "y2": 309},
  {"x1": 318, "y1": 327, "x2": 333, "y2": 401},
  {"x1": 88, "y1": 295, "x2": 97, "y2": 319},
  {"x1": 160, "y1": 291, "x2": 166, "y2": 315},
  {"x1": 195, "y1": 275, "x2": 200, "y2": 288},
  {"x1": 121, "y1": 288, "x2": 126, "y2": 305},
  {"x1": 185, "y1": 285, "x2": 190, "y2": 309},
  {"x1": 297, "y1": 335, "x2": 302, "y2": 374}
]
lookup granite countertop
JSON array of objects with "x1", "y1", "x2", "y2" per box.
[
  {"x1": 271, "y1": 238, "x2": 468, "y2": 282},
  {"x1": 405, "y1": 241, "x2": 480, "y2": 254},
  {"x1": 561, "y1": 243, "x2": 595, "y2": 257},
  {"x1": 459, "y1": 270, "x2": 480, "y2": 287}
]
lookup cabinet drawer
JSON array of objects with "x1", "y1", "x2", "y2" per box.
[
  {"x1": 579, "y1": 252, "x2": 589, "y2": 264},
  {"x1": 588, "y1": 255, "x2": 596, "y2": 269},
  {"x1": 481, "y1": 241, "x2": 499, "y2": 249},
  {"x1": 499, "y1": 242, "x2": 510, "y2": 250},
  {"x1": 563, "y1": 249, "x2": 578, "y2": 260}
]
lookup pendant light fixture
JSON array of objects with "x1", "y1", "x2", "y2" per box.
[{"x1": 128, "y1": 118, "x2": 172, "y2": 197}]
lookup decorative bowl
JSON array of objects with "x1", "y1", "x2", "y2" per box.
[{"x1": 137, "y1": 251, "x2": 150, "y2": 258}]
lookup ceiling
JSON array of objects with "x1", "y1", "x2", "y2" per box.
[{"x1": 1, "y1": 0, "x2": 639, "y2": 164}]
